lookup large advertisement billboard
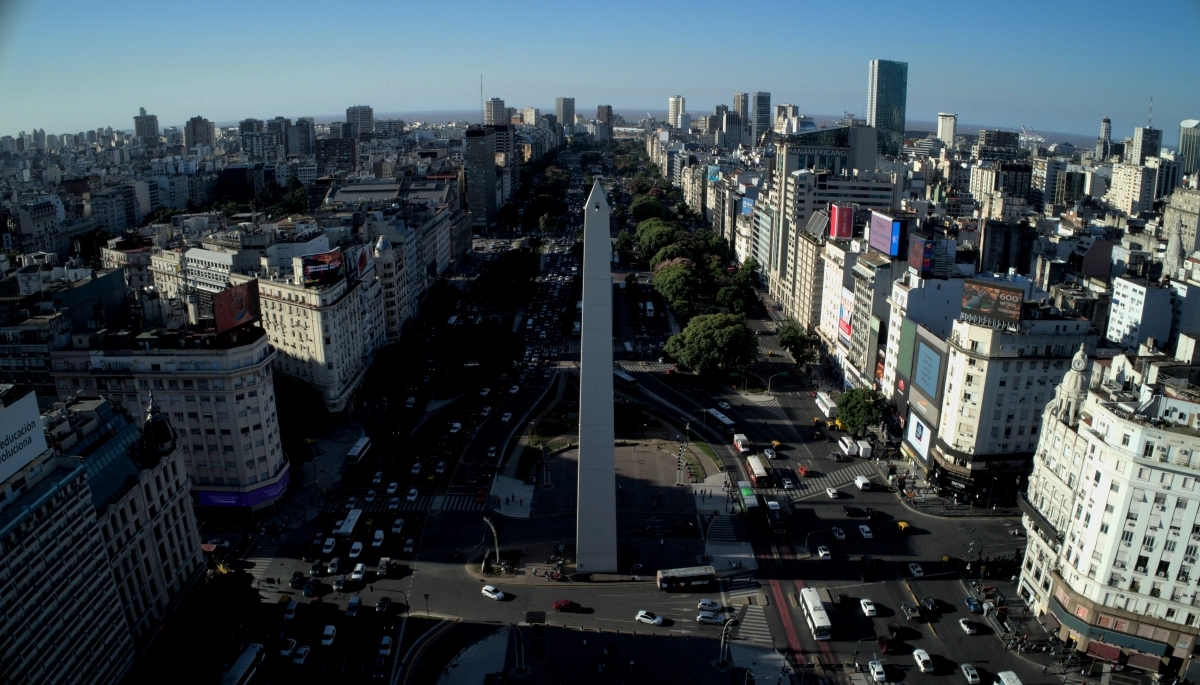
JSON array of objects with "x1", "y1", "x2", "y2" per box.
[
  {"x1": 906, "y1": 411, "x2": 932, "y2": 460},
  {"x1": 961, "y1": 279, "x2": 1023, "y2": 324},
  {"x1": 837, "y1": 287, "x2": 854, "y2": 345},
  {"x1": 908, "y1": 237, "x2": 934, "y2": 274},
  {"x1": 869, "y1": 211, "x2": 902, "y2": 256},
  {"x1": 741, "y1": 198, "x2": 755, "y2": 215},
  {"x1": 213, "y1": 280, "x2": 261, "y2": 334},
  {"x1": 345, "y1": 244, "x2": 375, "y2": 280},
  {"x1": 830, "y1": 204, "x2": 854, "y2": 239},
  {"x1": 913, "y1": 341, "x2": 942, "y2": 399},
  {"x1": 0, "y1": 392, "x2": 49, "y2": 484},
  {"x1": 706, "y1": 165, "x2": 721, "y2": 182},
  {"x1": 301, "y1": 249, "x2": 345, "y2": 287}
]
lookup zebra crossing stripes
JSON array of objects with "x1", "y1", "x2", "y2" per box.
[
  {"x1": 786, "y1": 461, "x2": 878, "y2": 501},
  {"x1": 617, "y1": 360, "x2": 672, "y2": 373},
  {"x1": 706, "y1": 515, "x2": 738, "y2": 543},
  {"x1": 441, "y1": 494, "x2": 485, "y2": 511},
  {"x1": 722, "y1": 578, "x2": 773, "y2": 645},
  {"x1": 325, "y1": 493, "x2": 483, "y2": 514},
  {"x1": 241, "y1": 538, "x2": 280, "y2": 581}
]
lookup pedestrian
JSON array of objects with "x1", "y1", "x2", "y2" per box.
[
  {"x1": 520, "y1": 499, "x2": 523, "y2": 506},
  {"x1": 660, "y1": 539, "x2": 664, "y2": 546}
]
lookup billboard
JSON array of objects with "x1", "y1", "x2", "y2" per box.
[
  {"x1": 706, "y1": 165, "x2": 722, "y2": 182},
  {"x1": 345, "y1": 244, "x2": 375, "y2": 280},
  {"x1": 913, "y1": 341, "x2": 942, "y2": 399},
  {"x1": 837, "y1": 287, "x2": 854, "y2": 345},
  {"x1": 741, "y1": 197, "x2": 755, "y2": 215},
  {"x1": 301, "y1": 249, "x2": 345, "y2": 287},
  {"x1": 961, "y1": 279, "x2": 1024, "y2": 324},
  {"x1": 213, "y1": 280, "x2": 261, "y2": 334},
  {"x1": 869, "y1": 211, "x2": 902, "y2": 256},
  {"x1": 197, "y1": 470, "x2": 290, "y2": 508},
  {"x1": 830, "y1": 204, "x2": 854, "y2": 239},
  {"x1": 0, "y1": 392, "x2": 49, "y2": 484},
  {"x1": 907, "y1": 237, "x2": 935, "y2": 274},
  {"x1": 906, "y1": 411, "x2": 932, "y2": 460}
]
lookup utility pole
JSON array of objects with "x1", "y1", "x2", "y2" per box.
[{"x1": 482, "y1": 516, "x2": 500, "y2": 572}]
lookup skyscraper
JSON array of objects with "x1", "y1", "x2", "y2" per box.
[
  {"x1": 522, "y1": 107, "x2": 540, "y2": 126},
  {"x1": 668, "y1": 95, "x2": 685, "y2": 129},
  {"x1": 867, "y1": 59, "x2": 908, "y2": 156},
  {"x1": 464, "y1": 127, "x2": 497, "y2": 228},
  {"x1": 1126, "y1": 126, "x2": 1162, "y2": 166},
  {"x1": 596, "y1": 105, "x2": 613, "y2": 124},
  {"x1": 733, "y1": 93, "x2": 749, "y2": 122},
  {"x1": 288, "y1": 117, "x2": 316, "y2": 155},
  {"x1": 133, "y1": 107, "x2": 158, "y2": 146},
  {"x1": 183, "y1": 115, "x2": 215, "y2": 150},
  {"x1": 346, "y1": 105, "x2": 374, "y2": 136},
  {"x1": 1181, "y1": 119, "x2": 1200, "y2": 175},
  {"x1": 484, "y1": 98, "x2": 506, "y2": 125},
  {"x1": 556, "y1": 97, "x2": 575, "y2": 129},
  {"x1": 1096, "y1": 117, "x2": 1112, "y2": 159},
  {"x1": 751, "y1": 91, "x2": 771, "y2": 144},
  {"x1": 936, "y1": 113, "x2": 957, "y2": 145}
]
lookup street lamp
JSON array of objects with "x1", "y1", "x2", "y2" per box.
[
  {"x1": 803, "y1": 529, "x2": 831, "y2": 557},
  {"x1": 986, "y1": 476, "x2": 998, "y2": 510},
  {"x1": 767, "y1": 371, "x2": 787, "y2": 396},
  {"x1": 717, "y1": 618, "x2": 737, "y2": 666},
  {"x1": 396, "y1": 590, "x2": 409, "y2": 617},
  {"x1": 850, "y1": 635, "x2": 877, "y2": 671}
]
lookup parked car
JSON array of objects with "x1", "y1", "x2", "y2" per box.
[
  {"x1": 349, "y1": 541, "x2": 364, "y2": 558},
  {"x1": 379, "y1": 636, "x2": 393, "y2": 656},
  {"x1": 321, "y1": 625, "x2": 336, "y2": 646},
  {"x1": 859, "y1": 525, "x2": 873, "y2": 539},
  {"x1": 817, "y1": 546, "x2": 831, "y2": 560},
  {"x1": 909, "y1": 563, "x2": 924, "y2": 577},
  {"x1": 387, "y1": 482, "x2": 399, "y2": 495},
  {"x1": 404, "y1": 538, "x2": 414, "y2": 553},
  {"x1": 293, "y1": 645, "x2": 310, "y2": 665},
  {"x1": 963, "y1": 596, "x2": 982, "y2": 613},
  {"x1": 281, "y1": 638, "x2": 297, "y2": 657},
  {"x1": 373, "y1": 530, "x2": 385, "y2": 547},
  {"x1": 376, "y1": 596, "x2": 392, "y2": 613},
  {"x1": 388, "y1": 497, "x2": 400, "y2": 510},
  {"x1": 347, "y1": 595, "x2": 362, "y2": 617},
  {"x1": 832, "y1": 527, "x2": 846, "y2": 540},
  {"x1": 350, "y1": 563, "x2": 366, "y2": 581}
]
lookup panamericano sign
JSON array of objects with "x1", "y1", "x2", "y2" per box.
[{"x1": 0, "y1": 393, "x2": 48, "y2": 484}]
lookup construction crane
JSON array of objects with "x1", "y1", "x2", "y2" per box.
[{"x1": 1019, "y1": 125, "x2": 1045, "y2": 150}]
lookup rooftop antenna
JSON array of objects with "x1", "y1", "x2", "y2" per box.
[
  {"x1": 1149, "y1": 96, "x2": 1154, "y2": 127},
  {"x1": 480, "y1": 74, "x2": 484, "y2": 125}
]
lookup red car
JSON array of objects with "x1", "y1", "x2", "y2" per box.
[
  {"x1": 475, "y1": 489, "x2": 487, "y2": 504},
  {"x1": 554, "y1": 600, "x2": 581, "y2": 612}
]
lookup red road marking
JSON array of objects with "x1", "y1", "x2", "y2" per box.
[
  {"x1": 775, "y1": 540, "x2": 835, "y2": 664},
  {"x1": 754, "y1": 539, "x2": 804, "y2": 660}
]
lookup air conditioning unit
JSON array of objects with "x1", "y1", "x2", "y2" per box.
[
  {"x1": 1186, "y1": 556, "x2": 1196, "y2": 564},
  {"x1": 1124, "y1": 541, "x2": 1132, "y2": 547}
]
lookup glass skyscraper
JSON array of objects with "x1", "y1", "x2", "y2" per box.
[{"x1": 867, "y1": 59, "x2": 908, "y2": 156}]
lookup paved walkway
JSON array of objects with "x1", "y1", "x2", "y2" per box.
[
  {"x1": 437, "y1": 626, "x2": 510, "y2": 685},
  {"x1": 491, "y1": 475, "x2": 535, "y2": 519}
]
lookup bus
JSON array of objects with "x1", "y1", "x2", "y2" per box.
[
  {"x1": 656, "y1": 565, "x2": 717, "y2": 591},
  {"x1": 220, "y1": 643, "x2": 264, "y2": 685},
  {"x1": 645, "y1": 302, "x2": 655, "y2": 317},
  {"x1": 799, "y1": 588, "x2": 833, "y2": 640},
  {"x1": 336, "y1": 508, "x2": 363, "y2": 538},
  {"x1": 816, "y1": 392, "x2": 838, "y2": 418},
  {"x1": 737, "y1": 481, "x2": 760, "y2": 516},
  {"x1": 764, "y1": 497, "x2": 788, "y2": 535},
  {"x1": 732, "y1": 433, "x2": 751, "y2": 453},
  {"x1": 347, "y1": 437, "x2": 371, "y2": 465},
  {"x1": 707, "y1": 409, "x2": 736, "y2": 435},
  {"x1": 746, "y1": 455, "x2": 769, "y2": 488},
  {"x1": 613, "y1": 370, "x2": 638, "y2": 391}
]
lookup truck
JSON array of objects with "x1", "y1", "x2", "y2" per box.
[
  {"x1": 855, "y1": 475, "x2": 871, "y2": 490},
  {"x1": 839, "y1": 436, "x2": 859, "y2": 456},
  {"x1": 856, "y1": 440, "x2": 873, "y2": 459}
]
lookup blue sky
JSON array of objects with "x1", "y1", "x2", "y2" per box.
[{"x1": 1, "y1": 0, "x2": 1198, "y2": 144}]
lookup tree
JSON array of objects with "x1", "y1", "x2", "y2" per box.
[
  {"x1": 664, "y1": 313, "x2": 758, "y2": 375},
  {"x1": 836, "y1": 388, "x2": 883, "y2": 438},
  {"x1": 653, "y1": 258, "x2": 701, "y2": 318},
  {"x1": 630, "y1": 195, "x2": 674, "y2": 222},
  {"x1": 651, "y1": 243, "x2": 692, "y2": 267},
  {"x1": 635, "y1": 218, "x2": 680, "y2": 257},
  {"x1": 613, "y1": 229, "x2": 635, "y2": 257},
  {"x1": 777, "y1": 319, "x2": 819, "y2": 367}
]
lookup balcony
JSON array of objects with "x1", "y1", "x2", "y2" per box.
[{"x1": 1018, "y1": 491, "x2": 1063, "y2": 542}]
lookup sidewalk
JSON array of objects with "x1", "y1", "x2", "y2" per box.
[
  {"x1": 437, "y1": 626, "x2": 509, "y2": 685},
  {"x1": 870, "y1": 461, "x2": 1023, "y2": 520},
  {"x1": 260, "y1": 421, "x2": 362, "y2": 531}
]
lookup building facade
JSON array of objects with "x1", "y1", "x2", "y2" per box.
[{"x1": 867, "y1": 59, "x2": 908, "y2": 156}]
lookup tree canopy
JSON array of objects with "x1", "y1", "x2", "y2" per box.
[
  {"x1": 835, "y1": 388, "x2": 883, "y2": 438},
  {"x1": 777, "y1": 318, "x2": 819, "y2": 366},
  {"x1": 664, "y1": 313, "x2": 758, "y2": 375},
  {"x1": 630, "y1": 195, "x2": 674, "y2": 222}
]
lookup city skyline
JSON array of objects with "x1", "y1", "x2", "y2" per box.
[{"x1": 1, "y1": 0, "x2": 1198, "y2": 143}]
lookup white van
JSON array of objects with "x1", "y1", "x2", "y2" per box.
[
  {"x1": 839, "y1": 436, "x2": 859, "y2": 456},
  {"x1": 856, "y1": 440, "x2": 873, "y2": 459},
  {"x1": 994, "y1": 672, "x2": 1023, "y2": 685},
  {"x1": 855, "y1": 475, "x2": 871, "y2": 490},
  {"x1": 405, "y1": 397, "x2": 416, "y2": 409}
]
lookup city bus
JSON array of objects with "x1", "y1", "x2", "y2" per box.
[
  {"x1": 220, "y1": 643, "x2": 264, "y2": 685},
  {"x1": 816, "y1": 392, "x2": 838, "y2": 418},
  {"x1": 799, "y1": 588, "x2": 833, "y2": 640},
  {"x1": 764, "y1": 497, "x2": 788, "y2": 535},
  {"x1": 613, "y1": 370, "x2": 638, "y2": 391},
  {"x1": 656, "y1": 565, "x2": 717, "y2": 591},
  {"x1": 737, "y1": 481, "x2": 760, "y2": 517},
  {"x1": 732, "y1": 433, "x2": 751, "y2": 453},
  {"x1": 746, "y1": 455, "x2": 769, "y2": 488},
  {"x1": 336, "y1": 508, "x2": 363, "y2": 538},
  {"x1": 707, "y1": 409, "x2": 736, "y2": 435},
  {"x1": 346, "y1": 437, "x2": 371, "y2": 465}
]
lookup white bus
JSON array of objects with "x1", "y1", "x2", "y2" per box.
[
  {"x1": 816, "y1": 392, "x2": 838, "y2": 418},
  {"x1": 347, "y1": 437, "x2": 371, "y2": 465},
  {"x1": 732, "y1": 433, "x2": 751, "y2": 453},
  {"x1": 746, "y1": 455, "x2": 769, "y2": 488},
  {"x1": 220, "y1": 643, "x2": 264, "y2": 685},
  {"x1": 336, "y1": 508, "x2": 363, "y2": 538},
  {"x1": 798, "y1": 588, "x2": 832, "y2": 640},
  {"x1": 707, "y1": 409, "x2": 736, "y2": 435}
]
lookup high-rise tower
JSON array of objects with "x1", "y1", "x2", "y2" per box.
[
  {"x1": 484, "y1": 98, "x2": 506, "y2": 125},
  {"x1": 867, "y1": 59, "x2": 908, "y2": 156},
  {"x1": 937, "y1": 113, "x2": 957, "y2": 145},
  {"x1": 751, "y1": 91, "x2": 772, "y2": 144},
  {"x1": 556, "y1": 97, "x2": 575, "y2": 129},
  {"x1": 1181, "y1": 119, "x2": 1200, "y2": 175},
  {"x1": 668, "y1": 95, "x2": 685, "y2": 129}
]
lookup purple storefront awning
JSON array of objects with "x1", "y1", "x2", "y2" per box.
[{"x1": 197, "y1": 470, "x2": 290, "y2": 507}]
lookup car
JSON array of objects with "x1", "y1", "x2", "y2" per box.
[
  {"x1": 868, "y1": 660, "x2": 886, "y2": 682},
  {"x1": 345, "y1": 496, "x2": 358, "y2": 509},
  {"x1": 310, "y1": 560, "x2": 323, "y2": 577},
  {"x1": 901, "y1": 601, "x2": 921, "y2": 620},
  {"x1": 321, "y1": 625, "x2": 336, "y2": 646},
  {"x1": 509, "y1": 385, "x2": 520, "y2": 394},
  {"x1": 387, "y1": 497, "x2": 400, "y2": 510},
  {"x1": 372, "y1": 471, "x2": 383, "y2": 484},
  {"x1": 887, "y1": 622, "x2": 902, "y2": 639},
  {"x1": 405, "y1": 396, "x2": 416, "y2": 409},
  {"x1": 380, "y1": 635, "x2": 393, "y2": 656},
  {"x1": 763, "y1": 448, "x2": 777, "y2": 460},
  {"x1": 321, "y1": 535, "x2": 338, "y2": 554},
  {"x1": 865, "y1": 507, "x2": 877, "y2": 519},
  {"x1": 365, "y1": 489, "x2": 376, "y2": 503},
  {"x1": 480, "y1": 388, "x2": 491, "y2": 397},
  {"x1": 921, "y1": 596, "x2": 938, "y2": 615},
  {"x1": 293, "y1": 645, "x2": 311, "y2": 665},
  {"x1": 449, "y1": 423, "x2": 463, "y2": 434},
  {"x1": 302, "y1": 578, "x2": 319, "y2": 597},
  {"x1": 333, "y1": 576, "x2": 347, "y2": 592},
  {"x1": 349, "y1": 542, "x2": 364, "y2": 558},
  {"x1": 959, "y1": 618, "x2": 977, "y2": 634},
  {"x1": 896, "y1": 521, "x2": 911, "y2": 533},
  {"x1": 860, "y1": 598, "x2": 877, "y2": 616},
  {"x1": 717, "y1": 401, "x2": 731, "y2": 410},
  {"x1": 351, "y1": 563, "x2": 366, "y2": 581},
  {"x1": 877, "y1": 635, "x2": 894, "y2": 654},
  {"x1": 697, "y1": 598, "x2": 722, "y2": 612},
  {"x1": 392, "y1": 518, "x2": 404, "y2": 534},
  {"x1": 913, "y1": 648, "x2": 934, "y2": 673},
  {"x1": 487, "y1": 446, "x2": 497, "y2": 460},
  {"x1": 435, "y1": 461, "x2": 446, "y2": 474},
  {"x1": 386, "y1": 481, "x2": 399, "y2": 495},
  {"x1": 422, "y1": 375, "x2": 430, "y2": 383},
  {"x1": 481, "y1": 585, "x2": 505, "y2": 600},
  {"x1": 376, "y1": 596, "x2": 391, "y2": 613},
  {"x1": 285, "y1": 599, "x2": 299, "y2": 619},
  {"x1": 635, "y1": 610, "x2": 663, "y2": 626},
  {"x1": 281, "y1": 638, "x2": 297, "y2": 657},
  {"x1": 963, "y1": 596, "x2": 982, "y2": 613},
  {"x1": 826, "y1": 487, "x2": 838, "y2": 498},
  {"x1": 404, "y1": 538, "x2": 414, "y2": 553},
  {"x1": 475, "y1": 489, "x2": 487, "y2": 504},
  {"x1": 411, "y1": 463, "x2": 421, "y2": 475},
  {"x1": 501, "y1": 412, "x2": 512, "y2": 422},
  {"x1": 961, "y1": 664, "x2": 981, "y2": 685},
  {"x1": 859, "y1": 525, "x2": 873, "y2": 539},
  {"x1": 781, "y1": 478, "x2": 794, "y2": 490},
  {"x1": 289, "y1": 571, "x2": 305, "y2": 588},
  {"x1": 697, "y1": 610, "x2": 722, "y2": 625},
  {"x1": 406, "y1": 488, "x2": 418, "y2": 502},
  {"x1": 817, "y1": 546, "x2": 832, "y2": 560},
  {"x1": 909, "y1": 563, "x2": 924, "y2": 577},
  {"x1": 347, "y1": 595, "x2": 362, "y2": 616},
  {"x1": 481, "y1": 406, "x2": 492, "y2": 416},
  {"x1": 832, "y1": 527, "x2": 846, "y2": 540},
  {"x1": 554, "y1": 599, "x2": 581, "y2": 612},
  {"x1": 373, "y1": 530, "x2": 385, "y2": 547}
]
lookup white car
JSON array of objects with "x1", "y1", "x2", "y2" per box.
[
  {"x1": 349, "y1": 541, "x2": 364, "y2": 558},
  {"x1": 372, "y1": 471, "x2": 383, "y2": 484},
  {"x1": 481, "y1": 406, "x2": 492, "y2": 416},
  {"x1": 481, "y1": 584, "x2": 505, "y2": 600},
  {"x1": 403, "y1": 538, "x2": 414, "y2": 553},
  {"x1": 909, "y1": 563, "x2": 924, "y2": 577},
  {"x1": 480, "y1": 388, "x2": 491, "y2": 397},
  {"x1": 860, "y1": 598, "x2": 877, "y2": 616},
  {"x1": 387, "y1": 482, "x2": 398, "y2": 495},
  {"x1": 380, "y1": 635, "x2": 393, "y2": 656},
  {"x1": 826, "y1": 487, "x2": 838, "y2": 498},
  {"x1": 373, "y1": 530, "x2": 385, "y2": 547},
  {"x1": 501, "y1": 412, "x2": 512, "y2": 423},
  {"x1": 321, "y1": 624, "x2": 337, "y2": 646},
  {"x1": 322, "y1": 537, "x2": 336, "y2": 554},
  {"x1": 365, "y1": 489, "x2": 376, "y2": 503},
  {"x1": 449, "y1": 423, "x2": 462, "y2": 433},
  {"x1": 859, "y1": 525, "x2": 873, "y2": 539},
  {"x1": 487, "y1": 446, "x2": 497, "y2": 460},
  {"x1": 411, "y1": 462, "x2": 421, "y2": 475},
  {"x1": 387, "y1": 497, "x2": 400, "y2": 510},
  {"x1": 913, "y1": 648, "x2": 934, "y2": 673},
  {"x1": 763, "y1": 448, "x2": 777, "y2": 460},
  {"x1": 509, "y1": 385, "x2": 520, "y2": 394},
  {"x1": 781, "y1": 478, "x2": 794, "y2": 490},
  {"x1": 816, "y1": 546, "x2": 831, "y2": 560},
  {"x1": 869, "y1": 660, "x2": 886, "y2": 682},
  {"x1": 959, "y1": 618, "x2": 977, "y2": 634},
  {"x1": 635, "y1": 610, "x2": 663, "y2": 626},
  {"x1": 293, "y1": 645, "x2": 310, "y2": 665},
  {"x1": 281, "y1": 638, "x2": 297, "y2": 657},
  {"x1": 961, "y1": 664, "x2": 981, "y2": 685},
  {"x1": 350, "y1": 563, "x2": 366, "y2": 581},
  {"x1": 697, "y1": 599, "x2": 722, "y2": 612},
  {"x1": 697, "y1": 610, "x2": 722, "y2": 625},
  {"x1": 406, "y1": 488, "x2": 418, "y2": 502},
  {"x1": 717, "y1": 401, "x2": 731, "y2": 410},
  {"x1": 391, "y1": 518, "x2": 404, "y2": 534},
  {"x1": 435, "y1": 462, "x2": 446, "y2": 474},
  {"x1": 345, "y1": 497, "x2": 358, "y2": 509},
  {"x1": 832, "y1": 527, "x2": 846, "y2": 540}
]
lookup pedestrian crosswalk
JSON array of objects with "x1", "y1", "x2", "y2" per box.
[
  {"x1": 722, "y1": 577, "x2": 773, "y2": 645},
  {"x1": 324, "y1": 493, "x2": 485, "y2": 514},
  {"x1": 774, "y1": 460, "x2": 879, "y2": 501},
  {"x1": 617, "y1": 360, "x2": 672, "y2": 373},
  {"x1": 242, "y1": 538, "x2": 280, "y2": 582},
  {"x1": 706, "y1": 514, "x2": 738, "y2": 543},
  {"x1": 757, "y1": 396, "x2": 804, "y2": 440}
]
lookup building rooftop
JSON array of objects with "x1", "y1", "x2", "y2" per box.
[{"x1": 70, "y1": 324, "x2": 266, "y2": 353}]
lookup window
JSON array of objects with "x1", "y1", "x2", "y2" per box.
[
  {"x1": 1165, "y1": 540, "x2": 1177, "y2": 552},
  {"x1": 1100, "y1": 524, "x2": 1110, "y2": 534},
  {"x1": 1145, "y1": 442, "x2": 1157, "y2": 458},
  {"x1": 1123, "y1": 434, "x2": 1131, "y2": 446}
]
